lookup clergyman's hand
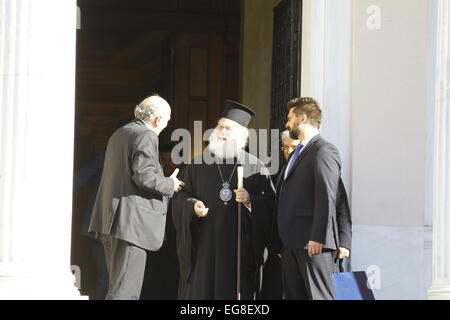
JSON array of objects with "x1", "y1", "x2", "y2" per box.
[
  {"x1": 307, "y1": 240, "x2": 324, "y2": 258},
  {"x1": 170, "y1": 168, "x2": 185, "y2": 192},
  {"x1": 233, "y1": 188, "x2": 250, "y2": 207},
  {"x1": 193, "y1": 201, "x2": 209, "y2": 218}
]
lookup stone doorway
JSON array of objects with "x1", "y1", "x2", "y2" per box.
[{"x1": 72, "y1": 0, "x2": 241, "y2": 298}]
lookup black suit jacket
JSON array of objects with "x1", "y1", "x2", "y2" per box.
[
  {"x1": 275, "y1": 135, "x2": 352, "y2": 251},
  {"x1": 89, "y1": 119, "x2": 174, "y2": 251}
]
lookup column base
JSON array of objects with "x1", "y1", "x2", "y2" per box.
[
  {"x1": 428, "y1": 285, "x2": 450, "y2": 300},
  {"x1": 0, "y1": 263, "x2": 87, "y2": 300}
]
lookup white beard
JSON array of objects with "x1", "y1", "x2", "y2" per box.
[{"x1": 207, "y1": 130, "x2": 246, "y2": 160}]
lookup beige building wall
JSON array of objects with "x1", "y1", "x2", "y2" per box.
[
  {"x1": 300, "y1": 0, "x2": 428, "y2": 227},
  {"x1": 350, "y1": 0, "x2": 431, "y2": 299},
  {"x1": 242, "y1": 0, "x2": 432, "y2": 298},
  {"x1": 241, "y1": 0, "x2": 282, "y2": 130},
  {"x1": 352, "y1": 0, "x2": 428, "y2": 227},
  {"x1": 300, "y1": 0, "x2": 432, "y2": 299}
]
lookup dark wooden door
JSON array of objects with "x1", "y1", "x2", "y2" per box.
[
  {"x1": 172, "y1": 33, "x2": 239, "y2": 158},
  {"x1": 271, "y1": 0, "x2": 302, "y2": 132}
]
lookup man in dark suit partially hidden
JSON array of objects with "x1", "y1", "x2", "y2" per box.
[
  {"x1": 275, "y1": 97, "x2": 352, "y2": 300},
  {"x1": 140, "y1": 144, "x2": 181, "y2": 300},
  {"x1": 89, "y1": 95, "x2": 184, "y2": 300}
]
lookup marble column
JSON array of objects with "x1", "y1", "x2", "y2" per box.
[
  {"x1": 428, "y1": 0, "x2": 450, "y2": 301},
  {"x1": 300, "y1": 0, "x2": 352, "y2": 189},
  {"x1": 0, "y1": 0, "x2": 82, "y2": 299}
]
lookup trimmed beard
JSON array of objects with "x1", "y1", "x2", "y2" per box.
[
  {"x1": 207, "y1": 129, "x2": 248, "y2": 160},
  {"x1": 289, "y1": 128, "x2": 300, "y2": 140},
  {"x1": 289, "y1": 120, "x2": 303, "y2": 140}
]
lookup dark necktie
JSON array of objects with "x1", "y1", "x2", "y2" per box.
[{"x1": 285, "y1": 143, "x2": 304, "y2": 178}]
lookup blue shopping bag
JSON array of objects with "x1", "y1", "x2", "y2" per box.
[{"x1": 332, "y1": 259, "x2": 375, "y2": 300}]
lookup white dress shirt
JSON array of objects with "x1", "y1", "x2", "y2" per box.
[
  {"x1": 139, "y1": 119, "x2": 153, "y2": 131},
  {"x1": 284, "y1": 132, "x2": 319, "y2": 179}
]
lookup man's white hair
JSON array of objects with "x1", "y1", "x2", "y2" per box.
[{"x1": 134, "y1": 95, "x2": 170, "y2": 122}]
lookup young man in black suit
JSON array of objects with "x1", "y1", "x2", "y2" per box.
[{"x1": 275, "y1": 97, "x2": 352, "y2": 300}]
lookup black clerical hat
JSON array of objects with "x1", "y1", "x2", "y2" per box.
[{"x1": 222, "y1": 100, "x2": 256, "y2": 128}]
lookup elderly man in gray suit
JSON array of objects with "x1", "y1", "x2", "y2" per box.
[{"x1": 89, "y1": 95, "x2": 184, "y2": 300}]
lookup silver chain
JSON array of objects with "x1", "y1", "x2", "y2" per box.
[
  {"x1": 216, "y1": 161, "x2": 239, "y2": 186},
  {"x1": 216, "y1": 151, "x2": 242, "y2": 187}
]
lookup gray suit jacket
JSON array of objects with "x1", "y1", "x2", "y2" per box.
[
  {"x1": 275, "y1": 135, "x2": 352, "y2": 251},
  {"x1": 89, "y1": 119, "x2": 174, "y2": 251}
]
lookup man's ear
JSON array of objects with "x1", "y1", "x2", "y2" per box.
[
  {"x1": 153, "y1": 116, "x2": 161, "y2": 128},
  {"x1": 299, "y1": 113, "x2": 307, "y2": 124}
]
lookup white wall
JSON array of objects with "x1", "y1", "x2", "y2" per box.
[
  {"x1": 351, "y1": 0, "x2": 431, "y2": 299},
  {"x1": 301, "y1": 0, "x2": 352, "y2": 191},
  {"x1": 301, "y1": 0, "x2": 433, "y2": 299},
  {"x1": 0, "y1": 0, "x2": 82, "y2": 298},
  {"x1": 352, "y1": 0, "x2": 428, "y2": 228}
]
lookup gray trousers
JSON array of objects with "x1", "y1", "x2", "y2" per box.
[
  {"x1": 281, "y1": 247, "x2": 335, "y2": 300},
  {"x1": 100, "y1": 234, "x2": 147, "y2": 300}
]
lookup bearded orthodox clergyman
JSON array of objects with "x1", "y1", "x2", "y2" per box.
[{"x1": 172, "y1": 100, "x2": 275, "y2": 300}]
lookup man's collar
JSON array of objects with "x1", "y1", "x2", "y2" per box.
[
  {"x1": 139, "y1": 119, "x2": 155, "y2": 131},
  {"x1": 300, "y1": 131, "x2": 319, "y2": 149}
]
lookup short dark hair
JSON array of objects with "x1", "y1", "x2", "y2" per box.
[{"x1": 287, "y1": 97, "x2": 322, "y2": 129}]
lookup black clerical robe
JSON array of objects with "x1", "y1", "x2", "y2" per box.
[{"x1": 172, "y1": 151, "x2": 275, "y2": 300}]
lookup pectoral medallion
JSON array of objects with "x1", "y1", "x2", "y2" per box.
[{"x1": 219, "y1": 182, "x2": 233, "y2": 205}]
